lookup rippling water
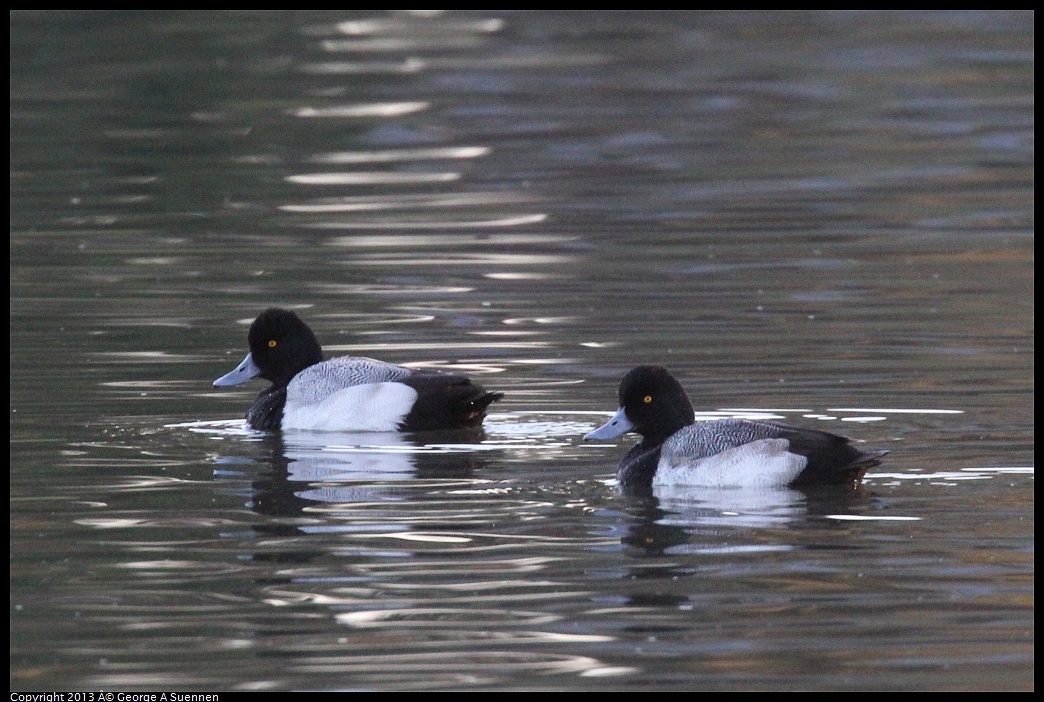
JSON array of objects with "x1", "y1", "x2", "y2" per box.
[{"x1": 11, "y1": 11, "x2": 1032, "y2": 691}]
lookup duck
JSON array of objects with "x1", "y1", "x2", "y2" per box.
[
  {"x1": 213, "y1": 308, "x2": 504, "y2": 432},
  {"x1": 583, "y1": 365, "x2": 887, "y2": 489}
]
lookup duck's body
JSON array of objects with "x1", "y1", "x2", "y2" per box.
[
  {"x1": 214, "y1": 308, "x2": 503, "y2": 432},
  {"x1": 584, "y1": 366, "x2": 886, "y2": 489}
]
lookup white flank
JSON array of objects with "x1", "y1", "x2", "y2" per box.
[
  {"x1": 653, "y1": 438, "x2": 808, "y2": 489},
  {"x1": 282, "y1": 381, "x2": 418, "y2": 432}
]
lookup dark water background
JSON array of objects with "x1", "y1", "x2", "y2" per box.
[{"x1": 10, "y1": 11, "x2": 1033, "y2": 691}]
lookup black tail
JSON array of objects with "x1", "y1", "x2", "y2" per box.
[
  {"x1": 400, "y1": 376, "x2": 504, "y2": 431},
  {"x1": 462, "y1": 391, "x2": 505, "y2": 425},
  {"x1": 792, "y1": 448, "x2": 888, "y2": 487}
]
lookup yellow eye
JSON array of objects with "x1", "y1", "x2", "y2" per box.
[
  {"x1": 268, "y1": 340, "x2": 277, "y2": 348},
  {"x1": 643, "y1": 395, "x2": 653, "y2": 403}
]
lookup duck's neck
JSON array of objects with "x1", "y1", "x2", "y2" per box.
[{"x1": 644, "y1": 403, "x2": 695, "y2": 445}]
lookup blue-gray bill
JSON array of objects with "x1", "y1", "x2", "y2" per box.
[
  {"x1": 583, "y1": 406, "x2": 634, "y2": 440},
  {"x1": 213, "y1": 352, "x2": 262, "y2": 387}
]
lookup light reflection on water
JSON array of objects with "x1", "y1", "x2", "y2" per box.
[
  {"x1": 291, "y1": 102, "x2": 430, "y2": 118},
  {"x1": 286, "y1": 171, "x2": 461, "y2": 185},
  {"x1": 10, "y1": 9, "x2": 1033, "y2": 692}
]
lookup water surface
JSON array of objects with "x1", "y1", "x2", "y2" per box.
[{"x1": 10, "y1": 10, "x2": 1033, "y2": 691}]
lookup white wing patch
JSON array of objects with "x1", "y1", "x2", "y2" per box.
[
  {"x1": 282, "y1": 381, "x2": 419, "y2": 432},
  {"x1": 653, "y1": 438, "x2": 808, "y2": 489}
]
